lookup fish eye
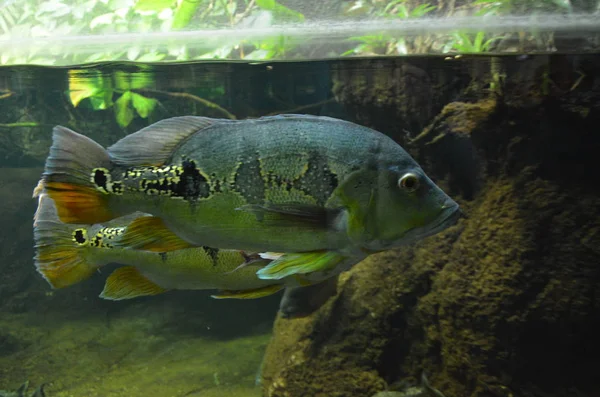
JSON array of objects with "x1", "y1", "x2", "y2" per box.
[{"x1": 398, "y1": 173, "x2": 420, "y2": 192}]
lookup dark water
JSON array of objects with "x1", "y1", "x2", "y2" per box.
[{"x1": 0, "y1": 54, "x2": 599, "y2": 397}]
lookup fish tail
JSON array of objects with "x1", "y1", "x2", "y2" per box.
[
  {"x1": 33, "y1": 193, "x2": 100, "y2": 289},
  {"x1": 42, "y1": 125, "x2": 116, "y2": 224}
]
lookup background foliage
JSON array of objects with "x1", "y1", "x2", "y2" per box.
[{"x1": 0, "y1": 0, "x2": 592, "y2": 66}]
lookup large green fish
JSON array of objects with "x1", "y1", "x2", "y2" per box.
[
  {"x1": 41, "y1": 114, "x2": 460, "y2": 280},
  {"x1": 33, "y1": 192, "x2": 306, "y2": 301}
]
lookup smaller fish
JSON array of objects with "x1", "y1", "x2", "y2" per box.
[{"x1": 32, "y1": 191, "x2": 305, "y2": 301}]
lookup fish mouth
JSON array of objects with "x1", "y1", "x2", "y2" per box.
[
  {"x1": 361, "y1": 199, "x2": 462, "y2": 253},
  {"x1": 398, "y1": 201, "x2": 461, "y2": 245}
]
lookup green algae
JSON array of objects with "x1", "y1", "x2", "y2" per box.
[{"x1": 0, "y1": 304, "x2": 270, "y2": 397}]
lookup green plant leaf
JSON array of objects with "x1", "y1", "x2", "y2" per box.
[
  {"x1": 382, "y1": 0, "x2": 405, "y2": 14},
  {"x1": 473, "y1": 31, "x2": 485, "y2": 51},
  {"x1": 172, "y1": 0, "x2": 203, "y2": 29},
  {"x1": 256, "y1": 0, "x2": 304, "y2": 22},
  {"x1": 68, "y1": 74, "x2": 99, "y2": 107},
  {"x1": 131, "y1": 73, "x2": 156, "y2": 90},
  {"x1": 89, "y1": 13, "x2": 114, "y2": 29},
  {"x1": 244, "y1": 49, "x2": 271, "y2": 60},
  {"x1": 135, "y1": 0, "x2": 175, "y2": 12},
  {"x1": 115, "y1": 91, "x2": 134, "y2": 127},
  {"x1": 89, "y1": 95, "x2": 113, "y2": 110},
  {"x1": 411, "y1": 3, "x2": 436, "y2": 17},
  {"x1": 68, "y1": 69, "x2": 113, "y2": 108},
  {"x1": 131, "y1": 92, "x2": 158, "y2": 118},
  {"x1": 113, "y1": 70, "x2": 131, "y2": 91},
  {"x1": 256, "y1": 0, "x2": 276, "y2": 8},
  {"x1": 137, "y1": 52, "x2": 167, "y2": 62}
]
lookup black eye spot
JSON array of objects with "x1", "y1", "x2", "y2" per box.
[
  {"x1": 398, "y1": 173, "x2": 420, "y2": 192},
  {"x1": 73, "y1": 229, "x2": 87, "y2": 244},
  {"x1": 93, "y1": 169, "x2": 108, "y2": 189}
]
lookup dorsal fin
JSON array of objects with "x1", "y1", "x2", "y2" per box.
[
  {"x1": 107, "y1": 116, "x2": 228, "y2": 166},
  {"x1": 113, "y1": 215, "x2": 195, "y2": 252}
]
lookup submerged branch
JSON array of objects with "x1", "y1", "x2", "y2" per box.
[
  {"x1": 0, "y1": 122, "x2": 47, "y2": 128},
  {"x1": 234, "y1": 0, "x2": 256, "y2": 25},
  {"x1": 266, "y1": 98, "x2": 337, "y2": 116},
  {"x1": 133, "y1": 89, "x2": 237, "y2": 120},
  {"x1": 0, "y1": 91, "x2": 14, "y2": 100}
]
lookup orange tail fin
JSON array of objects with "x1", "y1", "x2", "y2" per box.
[
  {"x1": 33, "y1": 194, "x2": 101, "y2": 288},
  {"x1": 41, "y1": 125, "x2": 116, "y2": 224}
]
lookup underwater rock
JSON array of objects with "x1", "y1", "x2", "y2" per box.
[
  {"x1": 261, "y1": 59, "x2": 600, "y2": 396},
  {"x1": 408, "y1": 99, "x2": 496, "y2": 200},
  {"x1": 260, "y1": 231, "x2": 461, "y2": 397},
  {"x1": 331, "y1": 58, "x2": 471, "y2": 142},
  {"x1": 0, "y1": 331, "x2": 25, "y2": 357}
]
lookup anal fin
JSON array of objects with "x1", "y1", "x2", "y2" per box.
[
  {"x1": 116, "y1": 216, "x2": 195, "y2": 252},
  {"x1": 211, "y1": 284, "x2": 283, "y2": 300},
  {"x1": 100, "y1": 266, "x2": 168, "y2": 300}
]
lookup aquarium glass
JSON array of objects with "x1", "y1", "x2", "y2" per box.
[{"x1": 0, "y1": 1, "x2": 599, "y2": 397}]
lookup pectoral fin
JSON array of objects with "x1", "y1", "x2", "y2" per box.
[
  {"x1": 236, "y1": 203, "x2": 338, "y2": 230},
  {"x1": 100, "y1": 266, "x2": 168, "y2": 300},
  {"x1": 255, "y1": 251, "x2": 347, "y2": 280},
  {"x1": 211, "y1": 284, "x2": 283, "y2": 299},
  {"x1": 279, "y1": 276, "x2": 339, "y2": 318},
  {"x1": 115, "y1": 216, "x2": 195, "y2": 252}
]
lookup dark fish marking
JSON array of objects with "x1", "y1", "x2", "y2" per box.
[
  {"x1": 173, "y1": 159, "x2": 211, "y2": 199},
  {"x1": 233, "y1": 157, "x2": 265, "y2": 204},
  {"x1": 111, "y1": 181, "x2": 123, "y2": 195},
  {"x1": 103, "y1": 227, "x2": 124, "y2": 239},
  {"x1": 297, "y1": 152, "x2": 338, "y2": 205},
  {"x1": 91, "y1": 167, "x2": 125, "y2": 195},
  {"x1": 134, "y1": 159, "x2": 211, "y2": 201},
  {"x1": 91, "y1": 235, "x2": 102, "y2": 247},
  {"x1": 257, "y1": 153, "x2": 338, "y2": 206},
  {"x1": 159, "y1": 252, "x2": 168, "y2": 262},
  {"x1": 73, "y1": 229, "x2": 87, "y2": 245},
  {"x1": 202, "y1": 246, "x2": 219, "y2": 266},
  {"x1": 93, "y1": 169, "x2": 108, "y2": 190},
  {"x1": 211, "y1": 174, "x2": 223, "y2": 194}
]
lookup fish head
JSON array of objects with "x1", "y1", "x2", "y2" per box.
[{"x1": 338, "y1": 164, "x2": 460, "y2": 252}]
